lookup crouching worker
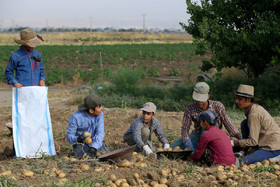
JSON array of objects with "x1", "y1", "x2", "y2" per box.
[
  {"x1": 123, "y1": 102, "x2": 170, "y2": 155},
  {"x1": 231, "y1": 84, "x2": 280, "y2": 165},
  {"x1": 192, "y1": 110, "x2": 236, "y2": 166},
  {"x1": 66, "y1": 94, "x2": 110, "y2": 158}
]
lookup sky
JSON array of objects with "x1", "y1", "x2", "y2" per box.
[{"x1": 0, "y1": 0, "x2": 190, "y2": 30}]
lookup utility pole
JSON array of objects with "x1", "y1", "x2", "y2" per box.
[
  {"x1": 90, "y1": 16, "x2": 92, "y2": 32},
  {"x1": 142, "y1": 14, "x2": 146, "y2": 33}
]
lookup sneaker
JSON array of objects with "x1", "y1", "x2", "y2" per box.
[
  {"x1": 271, "y1": 155, "x2": 280, "y2": 162},
  {"x1": 234, "y1": 150, "x2": 245, "y2": 157}
]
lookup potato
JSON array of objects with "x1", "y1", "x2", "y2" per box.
[
  {"x1": 85, "y1": 137, "x2": 92, "y2": 144},
  {"x1": 95, "y1": 167, "x2": 104, "y2": 172},
  {"x1": 160, "y1": 178, "x2": 168, "y2": 184},
  {"x1": 161, "y1": 169, "x2": 168, "y2": 177},
  {"x1": 0, "y1": 170, "x2": 12, "y2": 176},
  {"x1": 133, "y1": 173, "x2": 139, "y2": 179},
  {"x1": 120, "y1": 183, "x2": 129, "y2": 187},
  {"x1": 81, "y1": 164, "x2": 90, "y2": 171},
  {"x1": 157, "y1": 148, "x2": 164, "y2": 152},
  {"x1": 70, "y1": 157, "x2": 77, "y2": 162},
  {"x1": 119, "y1": 160, "x2": 131, "y2": 167},
  {"x1": 115, "y1": 179, "x2": 123, "y2": 186},
  {"x1": 58, "y1": 178, "x2": 68, "y2": 184},
  {"x1": 269, "y1": 158, "x2": 275, "y2": 163},
  {"x1": 110, "y1": 174, "x2": 117, "y2": 182},
  {"x1": 83, "y1": 131, "x2": 91, "y2": 138},
  {"x1": 132, "y1": 152, "x2": 138, "y2": 156},
  {"x1": 173, "y1": 146, "x2": 181, "y2": 151},
  {"x1": 184, "y1": 147, "x2": 191, "y2": 150},
  {"x1": 63, "y1": 156, "x2": 70, "y2": 161},
  {"x1": 58, "y1": 172, "x2": 67, "y2": 178},
  {"x1": 255, "y1": 162, "x2": 262, "y2": 166},
  {"x1": 23, "y1": 170, "x2": 34, "y2": 177},
  {"x1": 167, "y1": 148, "x2": 172, "y2": 151}
]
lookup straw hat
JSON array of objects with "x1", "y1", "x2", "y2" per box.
[
  {"x1": 14, "y1": 28, "x2": 43, "y2": 48},
  {"x1": 234, "y1": 84, "x2": 257, "y2": 98}
]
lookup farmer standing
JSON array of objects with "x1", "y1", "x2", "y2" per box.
[
  {"x1": 231, "y1": 84, "x2": 280, "y2": 165},
  {"x1": 4, "y1": 28, "x2": 56, "y2": 158},
  {"x1": 66, "y1": 94, "x2": 110, "y2": 158},
  {"x1": 5, "y1": 28, "x2": 46, "y2": 87},
  {"x1": 172, "y1": 82, "x2": 241, "y2": 149},
  {"x1": 123, "y1": 102, "x2": 170, "y2": 155}
]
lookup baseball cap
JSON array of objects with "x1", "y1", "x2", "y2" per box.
[
  {"x1": 78, "y1": 94, "x2": 102, "y2": 110},
  {"x1": 140, "y1": 102, "x2": 156, "y2": 113},
  {"x1": 194, "y1": 110, "x2": 218, "y2": 124},
  {"x1": 192, "y1": 82, "x2": 210, "y2": 102}
]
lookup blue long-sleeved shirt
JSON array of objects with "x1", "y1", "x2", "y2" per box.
[
  {"x1": 5, "y1": 47, "x2": 46, "y2": 86},
  {"x1": 66, "y1": 110, "x2": 105, "y2": 149}
]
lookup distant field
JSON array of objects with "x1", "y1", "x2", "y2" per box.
[{"x1": 0, "y1": 32, "x2": 193, "y2": 45}]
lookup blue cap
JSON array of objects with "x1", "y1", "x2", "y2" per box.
[{"x1": 194, "y1": 110, "x2": 218, "y2": 124}]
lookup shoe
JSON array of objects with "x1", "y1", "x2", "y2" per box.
[{"x1": 234, "y1": 151, "x2": 245, "y2": 157}]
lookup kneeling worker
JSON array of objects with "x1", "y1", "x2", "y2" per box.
[
  {"x1": 123, "y1": 102, "x2": 170, "y2": 155},
  {"x1": 192, "y1": 110, "x2": 236, "y2": 166},
  {"x1": 66, "y1": 94, "x2": 110, "y2": 158}
]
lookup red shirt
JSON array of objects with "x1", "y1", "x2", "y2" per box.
[{"x1": 192, "y1": 126, "x2": 236, "y2": 166}]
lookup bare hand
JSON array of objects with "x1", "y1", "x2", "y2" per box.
[
  {"x1": 14, "y1": 83, "x2": 23, "y2": 88},
  {"x1": 39, "y1": 80, "x2": 46, "y2": 86}
]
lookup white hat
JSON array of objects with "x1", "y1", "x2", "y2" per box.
[{"x1": 192, "y1": 82, "x2": 209, "y2": 102}]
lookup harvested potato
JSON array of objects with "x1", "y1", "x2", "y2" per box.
[
  {"x1": 133, "y1": 173, "x2": 139, "y2": 179},
  {"x1": 85, "y1": 137, "x2": 92, "y2": 144},
  {"x1": 173, "y1": 146, "x2": 181, "y2": 151},
  {"x1": 110, "y1": 174, "x2": 117, "y2": 182},
  {"x1": 132, "y1": 152, "x2": 138, "y2": 156},
  {"x1": 167, "y1": 148, "x2": 172, "y2": 151},
  {"x1": 23, "y1": 170, "x2": 34, "y2": 177},
  {"x1": 81, "y1": 164, "x2": 90, "y2": 171},
  {"x1": 160, "y1": 178, "x2": 168, "y2": 184},
  {"x1": 249, "y1": 164, "x2": 256, "y2": 169},
  {"x1": 184, "y1": 147, "x2": 191, "y2": 150},
  {"x1": 161, "y1": 169, "x2": 168, "y2": 177},
  {"x1": 83, "y1": 131, "x2": 91, "y2": 138},
  {"x1": 119, "y1": 160, "x2": 131, "y2": 167},
  {"x1": 157, "y1": 148, "x2": 164, "y2": 152},
  {"x1": 58, "y1": 172, "x2": 67, "y2": 178},
  {"x1": 0, "y1": 170, "x2": 12, "y2": 176},
  {"x1": 58, "y1": 178, "x2": 68, "y2": 184}
]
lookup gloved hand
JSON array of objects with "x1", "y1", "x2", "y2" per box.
[
  {"x1": 88, "y1": 147, "x2": 97, "y2": 158},
  {"x1": 163, "y1": 144, "x2": 170, "y2": 150},
  {"x1": 143, "y1": 145, "x2": 153, "y2": 155},
  {"x1": 183, "y1": 139, "x2": 194, "y2": 150},
  {"x1": 77, "y1": 135, "x2": 85, "y2": 143},
  {"x1": 231, "y1": 140, "x2": 235, "y2": 147}
]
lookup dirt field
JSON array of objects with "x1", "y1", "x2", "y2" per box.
[{"x1": 1, "y1": 84, "x2": 280, "y2": 187}]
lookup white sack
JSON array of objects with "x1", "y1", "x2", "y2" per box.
[{"x1": 12, "y1": 86, "x2": 56, "y2": 158}]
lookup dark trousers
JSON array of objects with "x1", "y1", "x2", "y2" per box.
[{"x1": 73, "y1": 141, "x2": 110, "y2": 158}]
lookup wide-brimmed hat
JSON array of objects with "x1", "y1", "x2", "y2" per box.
[
  {"x1": 192, "y1": 82, "x2": 210, "y2": 102},
  {"x1": 78, "y1": 94, "x2": 102, "y2": 111},
  {"x1": 14, "y1": 28, "x2": 44, "y2": 48},
  {"x1": 140, "y1": 102, "x2": 156, "y2": 113}
]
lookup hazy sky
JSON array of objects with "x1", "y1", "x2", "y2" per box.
[{"x1": 0, "y1": 0, "x2": 189, "y2": 30}]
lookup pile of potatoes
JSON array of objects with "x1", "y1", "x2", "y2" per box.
[{"x1": 156, "y1": 146, "x2": 191, "y2": 152}]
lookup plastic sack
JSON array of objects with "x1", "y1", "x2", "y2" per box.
[{"x1": 12, "y1": 86, "x2": 56, "y2": 158}]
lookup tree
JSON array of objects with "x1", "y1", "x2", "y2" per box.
[{"x1": 181, "y1": 0, "x2": 280, "y2": 79}]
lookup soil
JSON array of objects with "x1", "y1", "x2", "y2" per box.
[{"x1": 0, "y1": 85, "x2": 280, "y2": 186}]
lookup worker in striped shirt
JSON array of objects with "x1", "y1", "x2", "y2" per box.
[{"x1": 172, "y1": 82, "x2": 241, "y2": 150}]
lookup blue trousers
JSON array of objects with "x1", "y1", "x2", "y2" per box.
[
  {"x1": 240, "y1": 119, "x2": 280, "y2": 165},
  {"x1": 171, "y1": 130, "x2": 205, "y2": 149}
]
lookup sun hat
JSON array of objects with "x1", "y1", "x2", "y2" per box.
[
  {"x1": 140, "y1": 102, "x2": 156, "y2": 113},
  {"x1": 78, "y1": 94, "x2": 102, "y2": 111},
  {"x1": 194, "y1": 110, "x2": 218, "y2": 124},
  {"x1": 14, "y1": 28, "x2": 44, "y2": 48},
  {"x1": 192, "y1": 82, "x2": 210, "y2": 102},
  {"x1": 234, "y1": 84, "x2": 255, "y2": 98}
]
